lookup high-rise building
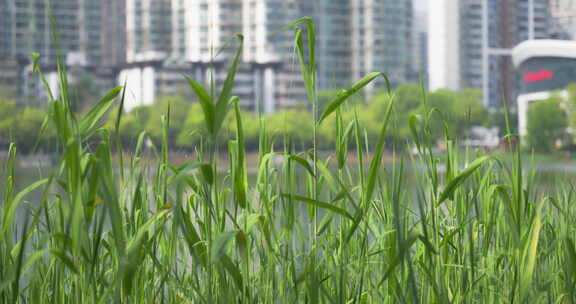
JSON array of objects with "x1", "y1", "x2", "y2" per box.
[
  {"x1": 413, "y1": 9, "x2": 428, "y2": 83},
  {"x1": 102, "y1": 0, "x2": 127, "y2": 66},
  {"x1": 351, "y1": 0, "x2": 414, "y2": 89},
  {"x1": 1, "y1": 0, "x2": 416, "y2": 111},
  {"x1": 122, "y1": 0, "x2": 415, "y2": 111},
  {"x1": 428, "y1": 0, "x2": 552, "y2": 107},
  {"x1": 550, "y1": 0, "x2": 576, "y2": 39},
  {"x1": 241, "y1": 0, "x2": 304, "y2": 112},
  {"x1": 170, "y1": 0, "x2": 244, "y2": 62},
  {"x1": 0, "y1": 2, "x2": 14, "y2": 60},
  {"x1": 0, "y1": 0, "x2": 115, "y2": 102},
  {"x1": 301, "y1": 0, "x2": 414, "y2": 90},
  {"x1": 125, "y1": 0, "x2": 172, "y2": 62},
  {"x1": 122, "y1": 0, "x2": 306, "y2": 112},
  {"x1": 298, "y1": 0, "x2": 352, "y2": 90},
  {"x1": 0, "y1": 0, "x2": 104, "y2": 66},
  {"x1": 428, "y1": 0, "x2": 460, "y2": 91}
]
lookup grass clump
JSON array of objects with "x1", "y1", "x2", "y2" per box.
[{"x1": 1, "y1": 18, "x2": 574, "y2": 303}]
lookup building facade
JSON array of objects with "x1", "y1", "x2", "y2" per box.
[
  {"x1": 121, "y1": 0, "x2": 416, "y2": 111},
  {"x1": 302, "y1": 0, "x2": 414, "y2": 90},
  {"x1": 350, "y1": 0, "x2": 414, "y2": 91},
  {"x1": 0, "y1": 0, "x2": 106, "y2": 66},
  {"x1": 550, "y1": 0, "x2": 576, "y2": 39},
  {"x1": 125, "y1": 0, "x2": 172, "y2": 63},
  {"x1": 428, "y1": 0, "x2": 552, "y2": 107},
  {"x1": 0, "y1": 0, "x2": 123, "y2": 102},
  {"x1": 102, "y1": 0, "x2": 127, "y2": 66},
  {"x1": 413, "y1": 8, "x2": 428, "y2": 83},
  {"x1": 1, "y1": 0, "x2": 416, "y2": 112}
]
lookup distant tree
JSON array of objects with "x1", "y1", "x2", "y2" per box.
[
  {"x1": 372, "y1": 83, "x2": 424, "y2": 140},
  {"x1": 526, "y1": 97, "x2": 567, "y2": 152},
  {"x1": 70, "y1": 75, "x2": 100, "y2": 112},
  {"x1": 146, "y1": 96, "x2": 191, "y2": 147},
  {"x1": 453, "y1": 88, "x2": 486, "y2": 126},
  {"x1": 118, "y1": 113, "x2": 143, "y2": 145},
  {"x1": 486, "y1": 108, "x2": 518, "y2": 136},
  {"x1": 14, "y1": 107, "x2": 46, "y2": 152},
  {"x1": 265, "y1": 109, "x2": 314, "y2": 148},
  {"x1": 0, "y1": 85, "x2": 16, "y2": 100},
  {"x1": 228, "y1": 109, "x2": 260, "y2": 148},
  {"x1": 177, "y1": 103, "x2": 207, "y2": 148},
  {"x1": 0, "y1": 99, "x2": 19, "y2": 143},
  {"x1": 564, "y1": 83, "x2": 576, "y2": 133},
  {"x1": 318, "y1": 89, "x2": 343, "y2": 113},
  {"x1": 0, "y1": 98, "x2": 53, "y2": 153},
  {"x1": 424, "y1": 88, "x2": 487, "y2": 139},
  {"x1": 395, "y1": 84, "x2": 424, "y2": 114}
]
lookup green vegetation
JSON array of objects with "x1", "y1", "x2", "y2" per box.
[
  {"x1": 0, "y1": 98, "x2": 51, "y2": 152},
  {"x1": 1, "y1": 18, "x2": 576, "y2": 303},
  {"x1": 527, "y1": 96, "x2": 567, "y2": 152},
  {"x1": 1, "y1": 70, "x2": 498, "y2": 154},
  {"x1": 0, "y1": 83, "x2": 491, "y2": 153}
]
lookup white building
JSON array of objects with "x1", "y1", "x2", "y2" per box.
[{"x1": 428, "y1": 0, "x2": 460, "y2": 91}]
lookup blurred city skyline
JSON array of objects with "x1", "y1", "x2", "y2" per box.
[{"x1": 0, "y1": 0, "x2": 575, "y2": 111}]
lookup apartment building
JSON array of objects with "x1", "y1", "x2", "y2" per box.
[
  {"x1": 1, "y1": 0, "x2": 416, "y2": 112},
  {"x1": 550, "y1": 0, "x2": 576, "y2": 38},
  {"x1": 429, "y1": 0, "x2": 551, "y2": 107}
]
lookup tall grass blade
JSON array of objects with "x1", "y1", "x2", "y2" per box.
[
  {"x1": 280, "y1": 194, "x2": 354, "y2": 221},
  {"x1": 79, "y1": 86, "x2": 122, "y2": 136},
  {"x1": 319, "y1": 72, "x2": 389, "y2": 124},
  {"x1": 436, "y1": 156, "x2": 491, "y2": 206},
  {"x1": 232, "y1": 97, "x2": 248, "y2": 209},
  {"x1": 214, "y1": 35, "x2": 243, "y2": 135},
  {"x1": 186, "y1": 77, "x2": 215, "y2": 136}
]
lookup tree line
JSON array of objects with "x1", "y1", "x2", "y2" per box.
[{"x1": 6, "y1": 82, "x2": 572, "y2": 154}]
